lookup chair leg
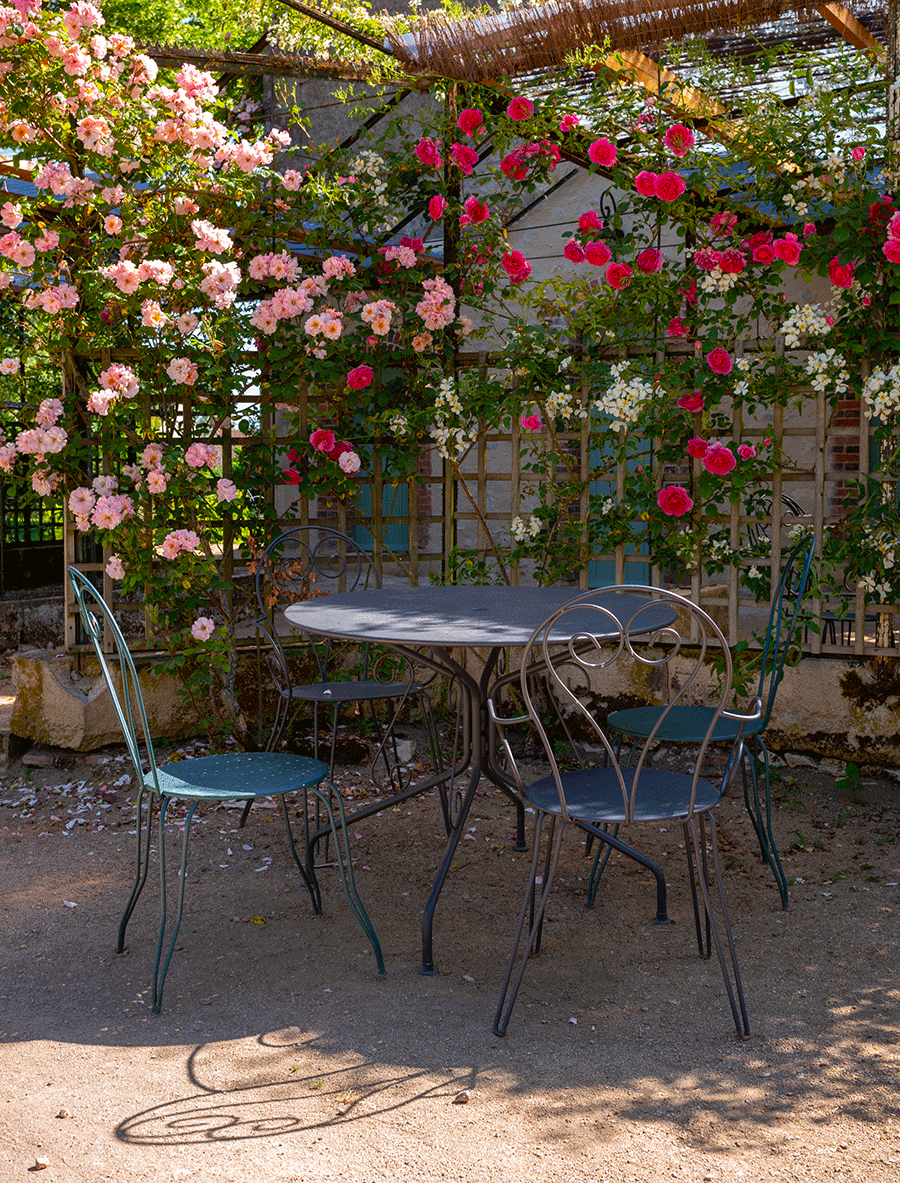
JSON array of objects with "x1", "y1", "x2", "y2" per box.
[
  {"x1": 279, "y1": 793, "x2": 321, "y2": 913},
  {"x1": 580, "y1": 819, "x2": 669, "y2": 923},
  {"x1": 585, "y1": 824, "x2": 620, "y2": 908},
  {"x1": 684, "y1": 813, "x2": 750, "y2": 1039},
  {"x1": 494, "y1": 813, "x2": 564, "y2": 1037},
  {"x1": 117, "y1": 786, "x2": 154, "y2": 953},
  {"x1": 152, "y1": 797, "x2": 199, "y2": 1015},
  {"x1": 683, "y1": 819, "x2": 710, "y2": 958},
  {"x1": 741, "y1": 738, "x2": 789, "y2": 908},
  {"x1": 310, "y1": 781, "x2": 385, "y2": 975}
]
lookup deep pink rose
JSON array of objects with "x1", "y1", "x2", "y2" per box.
[
  {"x1": 578, "y1": 210, "x2": 603, "y2": 233},
  {"x1": 635, "y1": 170, "x2": 658, "y2": 196},
  {"x1": 664, "y1": 124, "x2": 694, "y2": 157},
  {"x1": 584, "y1": 240, "x2": 611, "y2": 267},
  {"x1": 752, "y1": 243, "x2": 776, "y2": 264},
  {"x1": 428, "y1": 194, "x2": 447, "y2": 220},
  {"x1": 678, "y1": 392, "x2": 705, "y2": 412},
  {"x1": 706, "y1": 347, "x2": 733, "y2": 375},
  {"x1": 310, "y1": 428, "x2": 336, "y2": 453},
  {"x1": 667, "y1": 317, "x2": 689, "y2": 339},
  {"x1": 703, "y1": 444, "x2": 737, "y2": 475},
  {"x1": 588, "y1": 137, "x2": 617, "y2": 166},
  {"x1": 686, "y1": 436, "x2": 709, "y2": 459},
  {"x1": 737, "y1": 443, "x2": 756, "y2": 459},
  {"x1": 828, "y1": 256, "x2": 855, "y2": 288},
  {"x1": 719, "y1": 247, "x2": 746, "y2": 274},
  {"x1": 414, "y1": 137, "x2": 442, "y2": 169},
  {"x1": 883, "y1": 239, "x2": 900, "y2": 264},
  {"x1": 635, "y1": 247, "x2": 663, "y2": 274},
  {"x1": 694, "y1": 246, "x2": 721, "y2": 271},
  {"x1": 803, "y1": 221, "x2": 817, "y2": 237},
  {"x1": 346, "y1": 365, "x2": 373, "y2": 390},
  {"x1": 606, "y1": 262, "x2": 632, "y2": 290},
  {"x1": 328, "y1": 439, "x2": 352, "y2": 460},
  {"x1": 774, "y1": 236, "x2": 802, "y2": 264},
  {"x1": 457, "y1": 108, "x2": 483, "y2": 137},
  {"x1": 450, "y1": 142, "x2": 479, "y2": 175},
  {"x1": 710, "y1": 211, "x2": 737, "y2": 237},
  {"x1": 654, "y1": 171, "x2": 686, "y2": 201},
  {"x1": 502, "y1": 250, "x2": 531, "y2": 283},
  {"x1": 657, "y1": 486, "x2": 694, "y2": 517},
  {"x1": 852, "y1": 145, "x2": 867, "y2": 162},
  {"x1": 520, "y1": 413, "x2": 543, "y2": 431},
  {"x1": 564, "y1": 240, "x2": 585, "y2": 263},
  {"x1": 463, "y1": 195, "x2": 489, "y2": 224},
  {"x1": 501, "y1": 152, "x2": 527, "y2": 180},
  {"x1": 507, "y1": 97, "x2": 534, "y2": 121},
  {"x1": 559, "y1": 113, "x2": 579, "y2": 132}
]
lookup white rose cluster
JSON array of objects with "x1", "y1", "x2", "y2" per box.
[
  {"x1": 592, "y1": 362, "x2": 654, "y2": 430},
  {"x1": 804, "y1": 349, "x2": 849, "y2": 396},
  {"x1": 862, "y1": 362, "x2": 900, "y2": 420},
  {"x1": 510, "y1": 514, "x2": 541, "y2": 541},
  {"x1": 781, "y1": 303, "x2": 832, "y2": 348},
  {"x1": 428, "y1": 376, "x2": 478, "y2": 461},
  {"x1": 698, "y1": 267, "x2": 740, "y2": 296},
  {"x1": 544, "y1": 387, "x2": 588, "y2": 422}
]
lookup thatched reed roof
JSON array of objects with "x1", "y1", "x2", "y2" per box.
[{"x1": 382, "y1": 0, "x2": 885, "y2": 82}]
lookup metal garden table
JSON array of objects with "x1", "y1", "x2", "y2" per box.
[{"x1": 284, "y1": 585, "x2": 674, "y2": 974}]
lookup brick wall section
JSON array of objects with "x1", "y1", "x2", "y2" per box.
[{"x1": 828, "y1": 396, "x2": 862, "y2": 519}]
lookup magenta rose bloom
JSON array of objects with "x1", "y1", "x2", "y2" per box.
[
  {"x1": 657, "y1": 486, "x2": 694, "y2": 517},
  {"x1": 828, "y1": 256, "x2": 855, "y2": 288},
  {"x1": 588, "y1": 137, "x2": 617, "y2": 166},
  {"x1": 773, "y1": 235, "x2": 802, "y2": 264},
  {"x1": 500, "y1": 151, "x2": 527, "y2": 180},
  {"x1": 463, "y1": 196, "x2": 489, "y2": 224},
  {"x1": 450, "y1": 142, "x2": 479, "y2": 175},
  {"x1": 564, "y1": 240, "x2": 586, "y2": 263},
  {"x1": 703, "y1": 444, "x2": 737, "y2": 475},
  {"x1": 706, "y1": 347, "x2": 733, "y2": 375},
  {"x1": 655, "y1": 171, "x2": 686, "y2": 201},
  {"x1": 578, "y1": 209, "x2": 603, "y2": 233},
  {"x1": 667, "y1": 317, "x2": 688, "y2": 339},
  {"x1": 694, "y1": 246, "x2": 721, "y2": 271},
  {"x1": 718, "y1": 247, "x2": 746, "y2": 274},
  {"x1": 414, "y1": 137, "x2": 442, "y2": 169},
  {"x1": 709, "y1": 211, "x2": 737, "y2": 237},
  {"x1": 883, "y1": 239, "x2": 900, "y2": 264},
  {"x1": 507, "y1": 96, "x2": 534, "y2": 121},
  {"x1": 606, "y1": 262, "x2": 633, "y2": 290},
  {"x1": 310, "y1": 427, "x2": 336, "y2": 453},
  {"x1": 520, "y1": 413, "x2": 543, "y2": 431},
  {"x1": 752, "y1": 243, "x2": 776, "y2": 264},
  {"x1": 559, "y1": 113, "x2": 579, "y2": 132},
  {"x1": 635, "y1": 170, "x2": 658, "y2": 196},
  {"x1": 678, "y1": 392, "x2": 705, "y2": 413},
  {"x1": 635, "y1": 247, "x2": 663, "y2": 274},
  {"x1": 328, "y1": 439, "x2": 352, "y2": 460},
  {"x1": 686, "y1": 436, "x2": 709, "y2": 459},
  {"x1": 737, "y1": 443, "x2": 756, "y2": 459},
  {"x1": 502, "y1": 250, "x2": 531, "y2": 283},
  {"x1": 346, "y1": 365, "x2": 374, "y2": 391},
  {"x1": 457, "y1": 108, "x2": 483, "y2": 137},
  {"x1": 428, "y1": 194, "x2": 447, "y2": 220},
  {"x1": 584, "y1": 240, "x2": 612, "y2": 267},
  {"x1": 664, "y1": 124, "x2": 694, "y2": 157}
]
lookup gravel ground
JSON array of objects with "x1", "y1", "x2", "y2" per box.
[{"x1": 1, "y1": 743, "x2": 898, "y2": 1182}]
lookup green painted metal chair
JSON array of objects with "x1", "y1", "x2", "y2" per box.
[
  {"x1": 603, "y1": 534, "x2": 816, "y2": 909},
  {"x1": 68, "y1": 567, "x2": 384, "y2": 1013}
]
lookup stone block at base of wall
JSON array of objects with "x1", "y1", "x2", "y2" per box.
[{"x1": 10, "y1": 651, "x2": 200, "y2": 751}]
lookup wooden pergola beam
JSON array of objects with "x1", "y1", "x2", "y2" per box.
[{"x1": 814, "y1": 3, "x2": 885, "y2": 59}]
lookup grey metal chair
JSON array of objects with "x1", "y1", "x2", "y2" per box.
[
  {"x1": 252, "y1": 525, "x2": 441, "y2": 790},
  {"x1": 68, "y1": 567, "x2": 384, "y2": 1014},
  {"x1": 489, "y1": 586, "x2": 760, "y2": 1039}
]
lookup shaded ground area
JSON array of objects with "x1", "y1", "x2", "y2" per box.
[{"x1": 1, "y1": 745, "x2": 898, "y2": 1182}]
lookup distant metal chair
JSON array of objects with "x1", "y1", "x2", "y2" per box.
[
  {"x1": 252, "y1": 525, "x2": 441, "y2": 790},
  {"x1": 489, "y1": 586, "x2": 760, "y2": 1039},
  {"x1": 68, "y1": 567, "x2": 384, "y2": 1014},
  {"x1": 606, "y1": 534, "x2": 815, "y2": 908}
]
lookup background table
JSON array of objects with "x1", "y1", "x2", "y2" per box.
[{"x1": 285, "y1": 585, "x2": 675, "y2": 973}]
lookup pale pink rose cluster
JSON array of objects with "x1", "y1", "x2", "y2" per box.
[
  {"x1": 361, "y1": 298, "x2": 396, "y2": 336},
  {"x1": 0, "y1": 200, "x2": 22, "y2": 229},
  {"x1": 199, "y1": 260, "x2": 241, "y2": 309},
  {"x1": 321, "y1": 254, "x2": 356, "y2": 281},
  {"x1": 215, "y1": 138, "x2": 273, "y2": 173},
  {"x1": 0, "y1": 356, "x2": 19, "y2": 375},
  {"x1": 160, "y1": 529, "x2": 201, "y2": 560},
  {"x1": 190, "y1": 218, "x2": 233, "y2": 255},
  {"x1": 416, "y1": 276, "x2": 456, "y2": 330},
  {"x1": 248, "y1": 251, "x2": 301, "y2": 282},
  {"x1": 0, "y1": 230, "x2": 36, "y2": 268},
  {"x1": 22, "y1": 283, "x2": 79, "y2": 314},
  {"x1": 68, "y1": 481, "x2": 136, "y2": 532},
  {"x1": 185, "y1": 442, "x2": 217, "y2": 469},
  {"x1": 16, "y1": 423, "x2": 68, "y2": 456},
  {"x1": 191, "y1": 616, "x2": 216, "y2": 641},
  {"x1": 166, "y1": 356, "x2": 199, "y2": 385}
]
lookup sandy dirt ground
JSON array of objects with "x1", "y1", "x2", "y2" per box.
[{"x1": 1, "y1": 742, "x2": 899, "y2": 1183}]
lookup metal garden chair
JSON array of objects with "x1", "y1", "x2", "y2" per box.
[
  {"x1": 488, "y1": 586, "x2": 760, "y2": 1039},
  {"x1": 605, "y1": 534, "x2": 815, "y2": 908},
  {"x1": 251, "y1": 525, "x2": 441, "y2": 790},
  {"x1": 68, "y1": 567, "x2": 384, "y2": 1014}
]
